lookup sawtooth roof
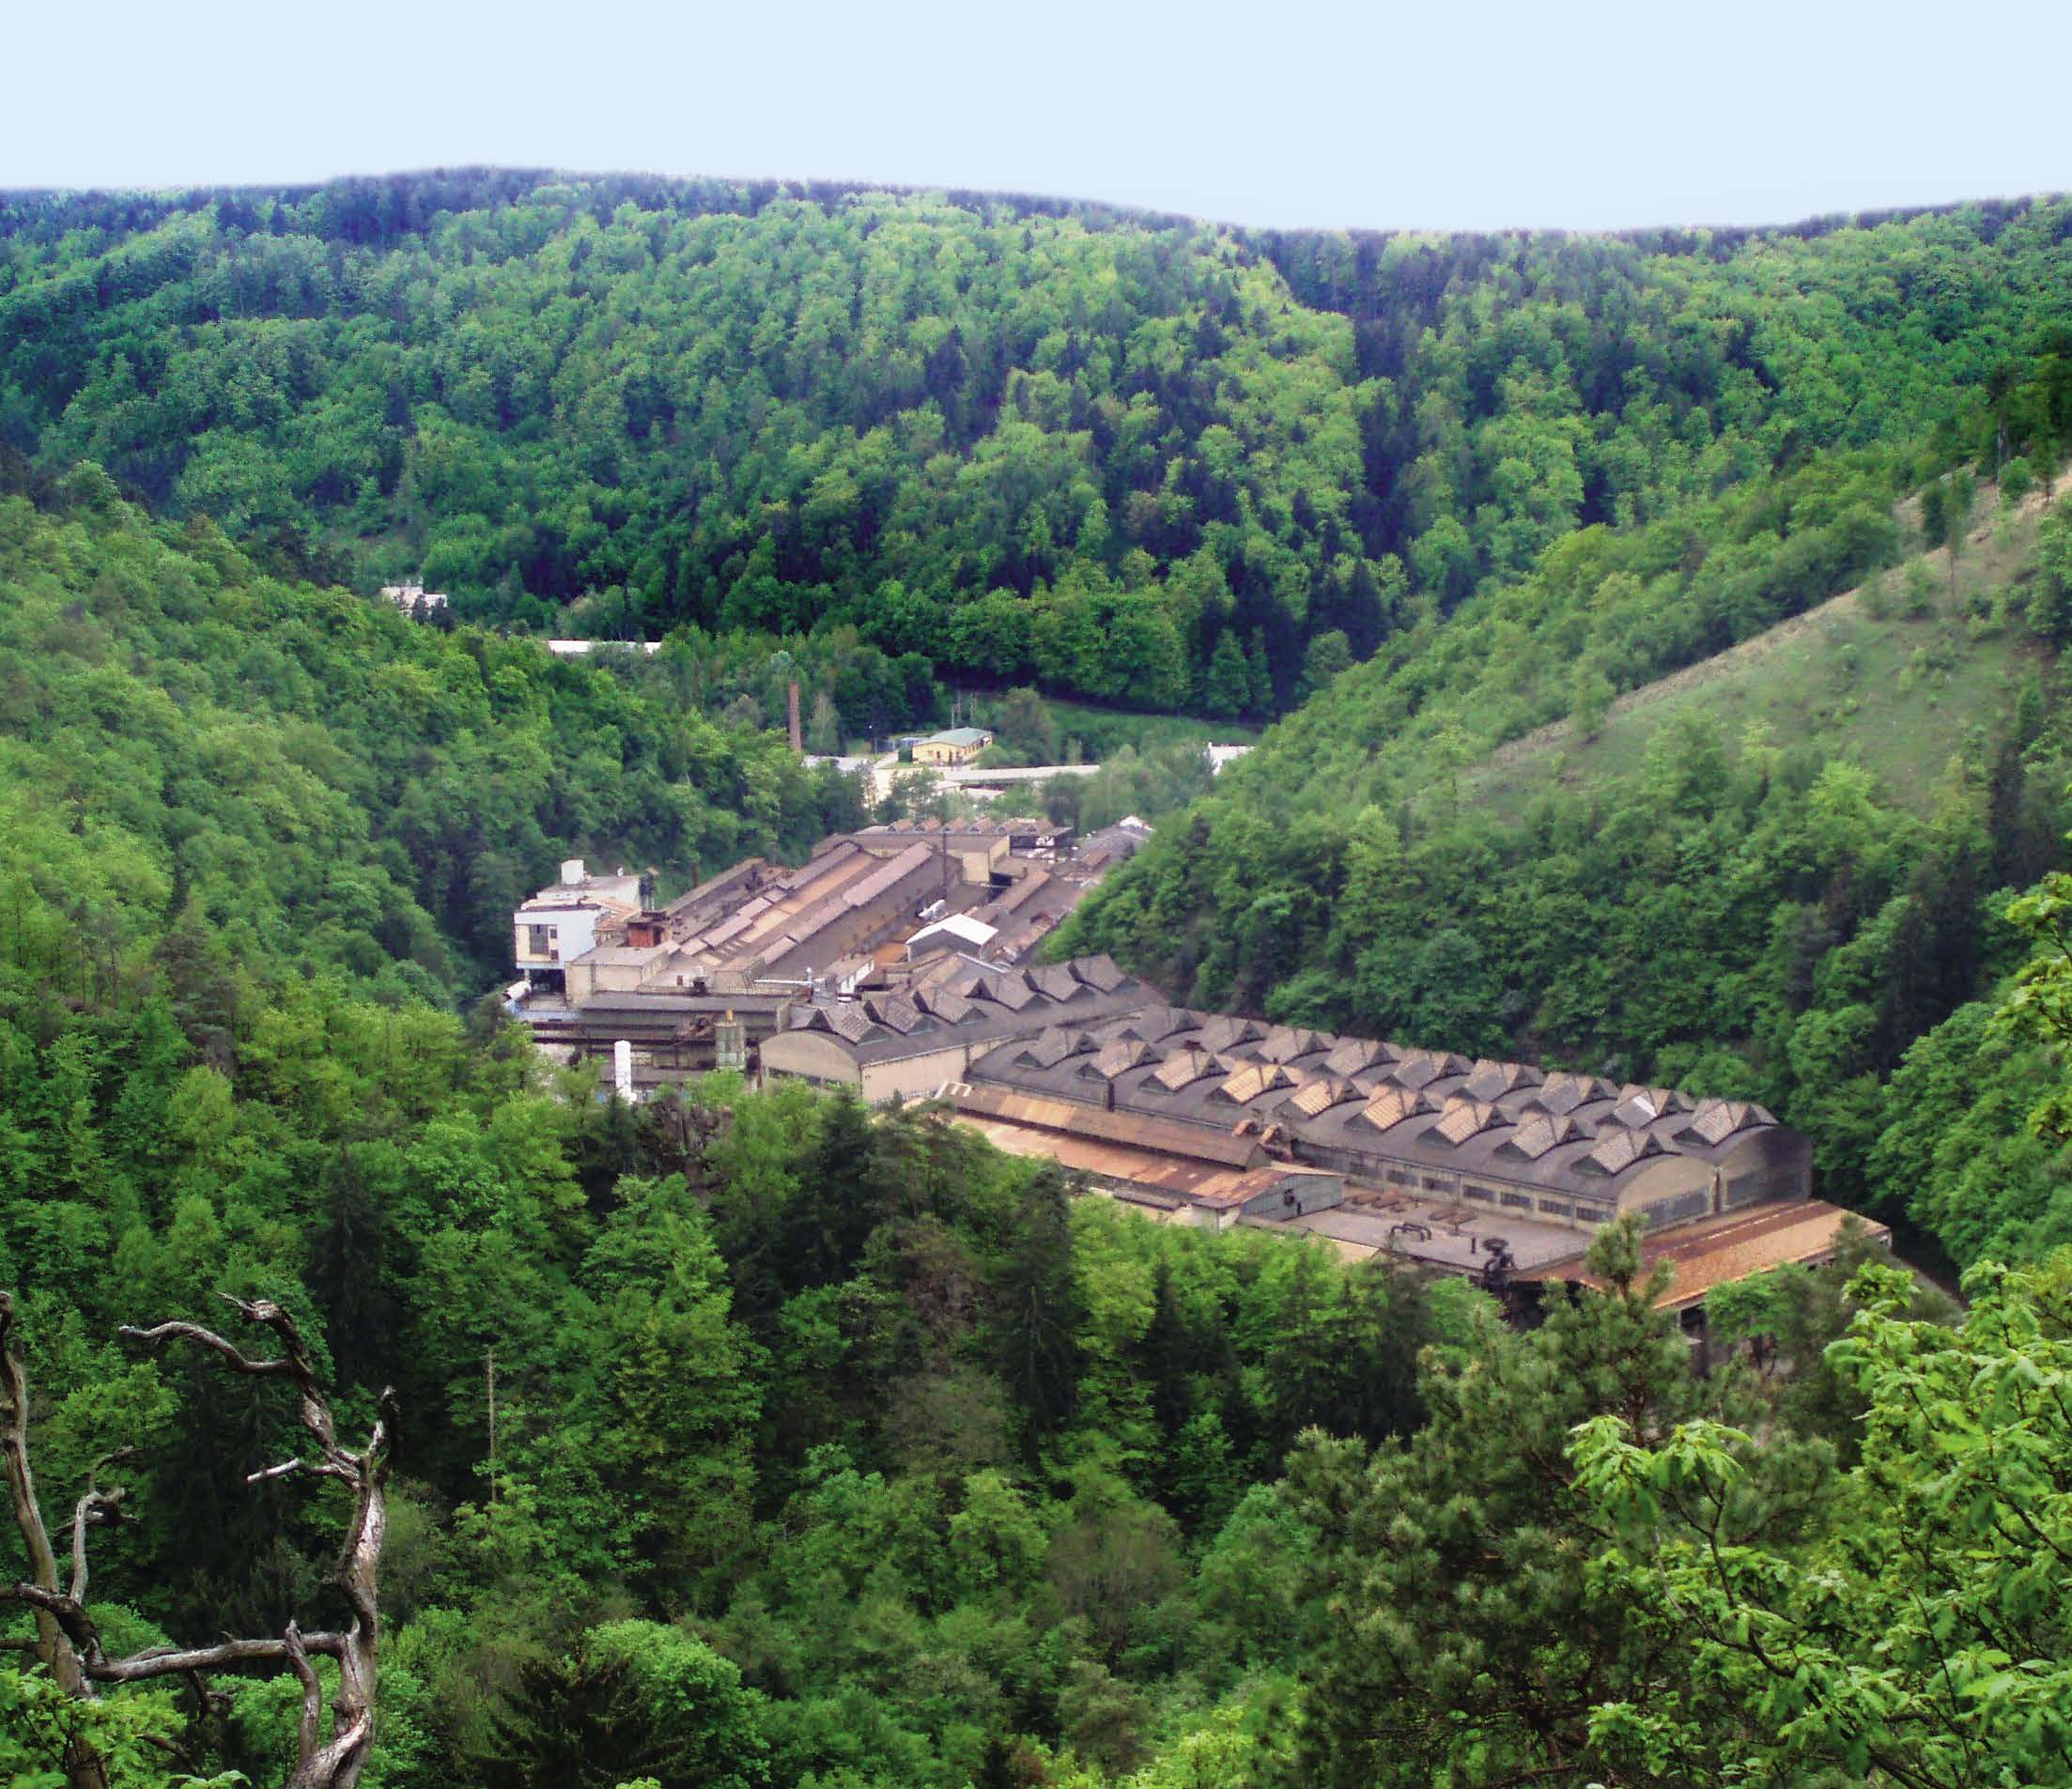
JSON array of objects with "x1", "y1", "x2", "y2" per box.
[{"x1": 953, "y1": 993, "x2": 1807, "y2": 1202}]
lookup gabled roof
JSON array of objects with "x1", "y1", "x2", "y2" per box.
[
  {"x1": 1116, "y1": 1006, "x2": 1196, "y2": 1044},
  {"x1": 1679, "y1": 1099, "x2": 1772, "y2": 1147},
  {"x1": 1214, "y1": 1062, "x2": 1299, "y2": 1106},
  {"x1": 1498, "y1": 1113, "x2": 1590, "y2": 1161},
  {"x1": 1322, "y1": 1037, "x2": 1395, "y2": 1076},
  {"x1": 981, "y1": 972, "x2": 1040, "y2": 1011},
  {"x1": 1523, "y1": 1072, "x2": 1618, "y2": 1116},
  {"x1": 1085, "y1": 1039, "x2": 1154, "y2": 1081},
  {"x1": 864, "y1": 993, "x2": 922, "y2": 1035},
  {"x1": 827, "y1": 1004, "x2": 881, "y2": 1045},
  {"x1": 1072, "y1": 954, "x2": 1128, "y2": 994},
  {"x1": 1257, "y1": 1026, "x2": 1327, "y2": 1064},
  {"x1": 915, "y1": 987, "x2": 975, "y2": 1025},
  {"x1": 1464, "y1": 1058, "x2": 1545, "y2": 1102},
  {"x1": 1389, "y1": 1049, "x2": 1471, "y2": 1091},
  {"x1": 1609, "y1": 1085, "x2": 1694, "y2": 1128},
  {"x1": 1026, "y1": 963, "x2": 1083, "y2": 1003},
  {"x1": 1430, "y1": 1096, "x2": 1506, "y2": 1147},
  {"x1": 909, "y1": 912, "x2": 999, "y2": 951},
  {"x1": 1288, "y1": 1075, "x2": 1361, "y2": 1118},
  {"x1": 1152, "y1": 1047, "x2": 1229, "y2": 1092},
  {"x1": 1197, "y1": 1014, "x2": 1266, "y2": 1053},
  {"x1": 1579, "y1": 1128, "x2": 1669, "y2": 1176},
  {"x1": 1355, "y1": 1087, "x2": 1439, "y2": 1134}
]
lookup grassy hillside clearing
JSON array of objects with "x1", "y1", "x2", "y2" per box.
[{"x1": 1464, "y1": 477, "x2": 2062, "y2": 822}]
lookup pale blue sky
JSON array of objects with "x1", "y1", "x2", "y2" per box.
[{"x1": 8, "y1": 0, "x2": 2071, "y2": 231}]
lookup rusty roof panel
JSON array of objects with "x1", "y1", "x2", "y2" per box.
[
  {"x1": 946, "y1": 1082, "x2": 1264, "y2": 1167},
  {"x1": 1528, "y1": 1200, "x2": 1892, "y2": 1311}
]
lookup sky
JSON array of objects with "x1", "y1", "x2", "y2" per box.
[{"x1": 8, "y1": 0, "x2": 2072, "y2": 233}]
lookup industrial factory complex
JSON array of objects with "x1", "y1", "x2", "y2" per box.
[{"x1": 508, "y1": 831, "x2": 1885, "y2": 1317}]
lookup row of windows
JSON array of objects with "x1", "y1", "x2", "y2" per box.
[{"x1": 1462, "y1": 1181, "x2": 1602, "y2": 1224}]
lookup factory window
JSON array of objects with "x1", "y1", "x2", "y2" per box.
[
  {"x1": 1574, "y1": 1205, "x2": 1609, "y2": 1225},
  {"x1": 1384, "y1": 1166, "x2": 1413, "y2": 1187},
  {"x1": 1499, "y1": 1191, "x2": 1533, "y2": 1211},
  {"x1": 525, "y1": 924, "x2": 554, "y2": 959},
  {"x1": 1462, "y1": 1183, "x2": 1493, "y2": 1203},
  {"x1": 1538, "y1": 1198, "x2": 1572, "y2": 1220},
  {"x1": 1421, "y1": 1175, "x2": 1453, "y2": 1194}
]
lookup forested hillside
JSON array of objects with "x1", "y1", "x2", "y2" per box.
[
  {"x1": 6, "y1": 175, "x2": 2072, "y2": 715},
  {"x1": 0, "y1": 462, "x2": 862, "y2": 998}
]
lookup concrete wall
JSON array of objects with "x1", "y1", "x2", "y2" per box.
[
  {"x1": 1241, "y1": 1173, "x2": 1346, "y2": 1221},
  {"x1": 859, "y1": 1045, "x2": 980, "y2": 1102},
  {"x1": 564, "y1": 949, "x2": 663, "y2": 1003},
  {"x1": 514, "y1": 903, "x2": 605, "y2": 974},
  {"x1": 757, "y1": 1031, "x2": 864, "y2": 1088}
]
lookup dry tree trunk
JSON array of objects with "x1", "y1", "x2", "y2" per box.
[{"x1": 1, "y1": 1291, "x2": 396, "y2": 1789}]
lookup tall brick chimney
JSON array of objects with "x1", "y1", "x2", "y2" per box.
[{"x1": 787, "y1": 680, "x2": 803, "y2": 753}]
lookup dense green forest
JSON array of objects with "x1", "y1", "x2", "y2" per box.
[
  {"x1": 7, "y1": 175, "x2": 2072, "y2": 717},
  {"x1": 6, "y1": 169, "x2": 2072, "y2": 1786}
]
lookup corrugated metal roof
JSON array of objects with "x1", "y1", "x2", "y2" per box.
[
  {"x1": 844, "y1": 842, "x2": 935, "y2": 908},
  {"x1": 946, "y1": 1082, "x2": 1266, "y2": 1168},
  {"x1": 1528, "y1": 1200, "x2": 1893, "y2": 1311}
]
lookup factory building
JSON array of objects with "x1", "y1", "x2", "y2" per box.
[{"x1": 762, "y1": 955, "x2": 1882, "y2": 1310}]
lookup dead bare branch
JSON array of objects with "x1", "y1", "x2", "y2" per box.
[
  {"x1": 116, "y1": 1295, "x2": 394, "y2": 1789},
  {"x1": 68, "y1": 1448, "x2": 134, "y2": 1605},
  {"x1": 0, "y1": 1289, "x2": 396, "y2": 1789}
]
